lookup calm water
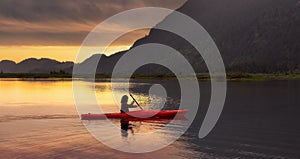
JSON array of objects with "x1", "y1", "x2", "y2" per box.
[{"x1": 0, "y1": 79, "x2": 299, "y2": 158}]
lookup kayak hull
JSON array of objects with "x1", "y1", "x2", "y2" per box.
[{"x1": 81, "y1": 110, "x2": 188, "y2": 120}]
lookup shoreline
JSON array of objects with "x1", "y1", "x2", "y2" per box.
[{"x1": 0, "y1": 73, "x2": 299, "y2": 81}]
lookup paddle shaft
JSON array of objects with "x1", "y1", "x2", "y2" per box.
[{"x1": 129, "y1": 94, "x2": 143, "y2": 110}]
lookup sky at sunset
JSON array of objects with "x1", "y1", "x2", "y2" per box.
[{"x1": 0, "y1": 0, "x2": 186, "y2": 63}]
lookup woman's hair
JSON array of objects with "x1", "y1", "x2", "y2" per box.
[{"x1": 121, "y1": 95, "x2": 128, "y2": 103}]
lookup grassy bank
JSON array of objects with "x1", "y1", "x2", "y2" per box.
[
  {"x1": 225, "y1": 72, "x2": 300, "y2": 81},
  {"x1": 0, "y1": 72, "x2": 299, "y2": 80},
  {"x1": 131, "y1": 73, "x2": 300, "y2": 80}
]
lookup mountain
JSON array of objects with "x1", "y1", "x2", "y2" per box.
[
  {"x1": 0, "y1": 60, "x2": 17, "y2": 73},
  {"x1": 129, "y1": 0, "x2": 300, "y2": 73},
  {"x1": 73, "y1": 51, "x2": 126, "y2": 75},
  {"x1": 85, "y1": 0, "x2": 299, "y2": 74},
  {"x1": 0, "y1": 58, "x2": 74, "y2": 73}
]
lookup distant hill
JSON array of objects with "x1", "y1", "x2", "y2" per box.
[
  {"x1": 0, "y1": 58, "x2": 73, "y2": 74},
  {"x1": 80, "y1": 51, "x2": 127, "y2": 74}
]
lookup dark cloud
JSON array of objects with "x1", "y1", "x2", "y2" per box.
[
  {"x1": 0, "y1": 29, "x2": 149, "y2": 46},
  {"x1": 0, "y1": 31, "x2": 87, "y2": 46},
  {"x1": 0, "y1": 0, "x2": 186, "y2": 46}
]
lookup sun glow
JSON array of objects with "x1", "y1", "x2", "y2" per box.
[{"x1": 0, "y1": 45, "x2": 131, "y2": 63}]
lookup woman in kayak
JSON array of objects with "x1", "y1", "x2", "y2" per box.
[
  {"x1": 120, "y1": 95, "x2": 138, "y2": 113},
  {"x1": 120, "y1": 95, "x2": 136, "y2": 137}
]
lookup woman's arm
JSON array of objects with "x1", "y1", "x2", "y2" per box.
[{"x1": 128, "y1": 102, "x2": 138, "y2": 108}]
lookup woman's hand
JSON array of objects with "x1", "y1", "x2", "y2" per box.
[{"x1": 130, "y1": 101, "x2": 135, "y2": 105}]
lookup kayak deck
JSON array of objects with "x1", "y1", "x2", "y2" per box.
[{"x1": 81, "y1": 110, "x2": 188, "y2": 120}]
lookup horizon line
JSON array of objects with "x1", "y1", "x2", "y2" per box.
[{"x1": 0, "y1": 49, "x2": 129, "y2": 64}]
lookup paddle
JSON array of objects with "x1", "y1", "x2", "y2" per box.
[{"x1": 129, "y1": 93, "x2": 143, "y2": 110}]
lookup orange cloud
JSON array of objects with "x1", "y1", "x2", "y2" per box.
[
  {"x1": 0, "y1": 0, "x2": 186, "y2": 46},
  {"x1": 0, "y1": 0, "x2": 186, "y2": 62}
]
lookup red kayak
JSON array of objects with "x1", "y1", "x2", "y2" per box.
[
  {"x1": 81, "y1": 110, "x2": 188, "y2": 120},
  {"x1": 120, "y1": 117, "x2": 188, "y2": 123}
]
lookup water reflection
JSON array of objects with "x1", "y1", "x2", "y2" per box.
[
  {"x1": 93, "y1": 80, "x2": 181, "y2": 113},
  {"x1": 120, "y1": 119, "x2": 134, "y2": 138},
  {"x1": 1, "y1": 79, "x2": 299, "y2": 157},
  {"x1": 0, "y1": 79, "x2": 74, "y2": 107}
]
